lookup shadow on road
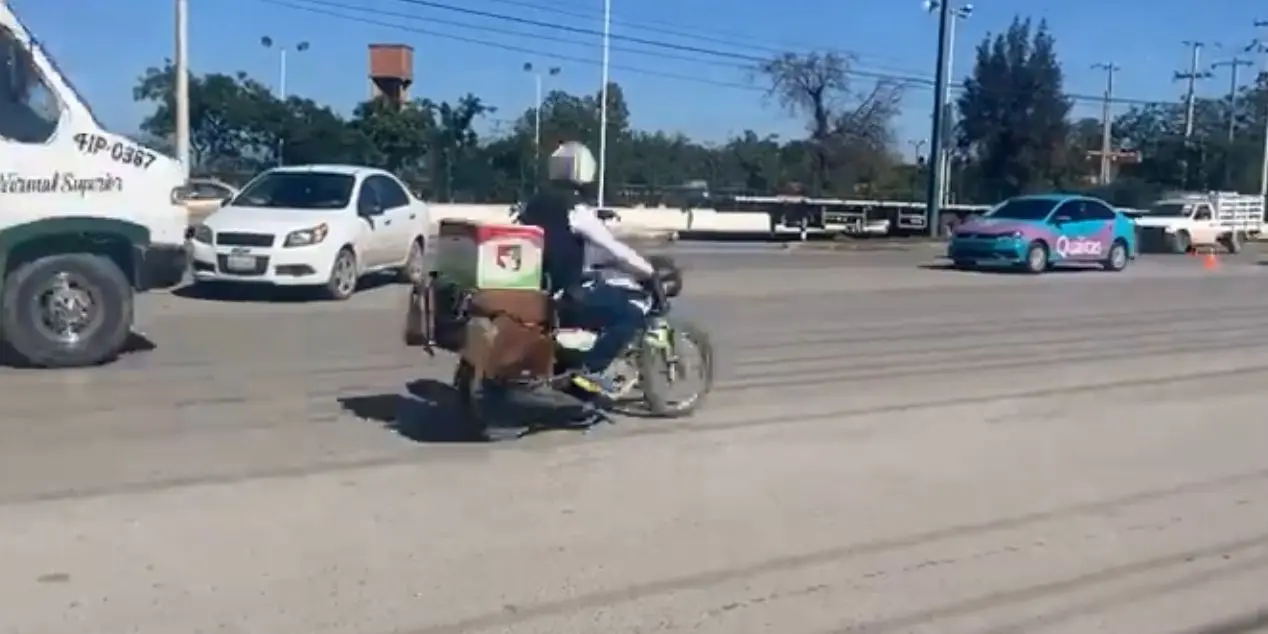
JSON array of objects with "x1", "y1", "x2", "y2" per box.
[
  {"x1": 338, "y1": 378, "x2": 605, "y2": 443},
  {"x1": 337, "y1": 379, "x2": 481, "y2": 443},
  {"x1": 172, "y1": 274, "x2": 398, "y2": 303},
  {"x1": 0, "y1": 330, "x2": 158, "y2": 369},
  {"x1": 918, "y1": 262, "x2": 1098, "y2": 275}
]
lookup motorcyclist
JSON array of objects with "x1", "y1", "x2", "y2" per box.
[{"x1": 516, "y1": 140, "x2": 656, "y2": 396}]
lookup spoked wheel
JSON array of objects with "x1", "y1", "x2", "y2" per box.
[{"x1": 637, "y1": 317, "x2": 714, "y2": 418}]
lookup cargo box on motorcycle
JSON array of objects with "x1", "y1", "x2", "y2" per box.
[{"x1": 403, "y1": 219, "x2": 555, "y2": 381}]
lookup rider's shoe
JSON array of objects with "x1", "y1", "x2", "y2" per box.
[{"x1": 570, "y1": 370, "x2": 617, "y2": 396}]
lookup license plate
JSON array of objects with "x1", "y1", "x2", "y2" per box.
[{"x1": 225, "y1": 255, "x2": 255, "y2": 271}]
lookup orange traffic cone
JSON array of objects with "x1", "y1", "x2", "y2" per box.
[{"x1": 1203, "y1": 251, "x2": 1218, "y2": 270}]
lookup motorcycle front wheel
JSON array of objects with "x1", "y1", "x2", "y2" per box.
[{"x1": 637, "y1": 317, "x2": 714, "y2": 418}]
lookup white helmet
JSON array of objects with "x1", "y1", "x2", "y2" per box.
[{"x1": 547, "y1": 141, "x2": 597, "y2": 186}]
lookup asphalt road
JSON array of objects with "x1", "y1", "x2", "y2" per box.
[{"x1": 4, "y1": 248, "x2": 1268, "y2": 633}]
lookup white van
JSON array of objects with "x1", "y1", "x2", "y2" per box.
[{"x1": 0, "y1": 3, "x2": 188, "y2": 367}]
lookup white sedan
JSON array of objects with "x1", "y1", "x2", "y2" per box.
[{"x1": 188, "y1": 164, "x2": 429, "y2": 300}]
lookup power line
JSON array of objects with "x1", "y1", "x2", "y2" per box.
[
  {"x1": 287, "y1": 0, "x2": 785, "y2": 74},
  {"x1": 256, "y1": 0, "x2": 1177, "y2": 108},
  {"x1": 459, "y1": 0, "x2": 933, "y2": 77},
  {"x1": 260, "y1": 0, "x2": 763, "y2": 92},
  {"x1": 375, "y1": 0, "x2": 1172, "y2": 105}
]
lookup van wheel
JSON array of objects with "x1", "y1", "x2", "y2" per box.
[
  {"x1": 323, "y1": 247, "x2": 358, "y2": 300},
  {"x1": 1022, "y1": 241, "x2": 1048, "y2": 274},
  {"x1": 1102, "y1": 239, "x2": 1129, "y2": 271},
  {"x1": 1, "y1": 253, "x2": 132, "y2": 368}
]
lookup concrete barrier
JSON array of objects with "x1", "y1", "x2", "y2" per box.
[{"x1": 428, "y1": 204, "x2": 773, "y2": 238}]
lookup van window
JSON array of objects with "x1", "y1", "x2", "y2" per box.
[{"x1": 0, "y1": 26, "x2": 60, "y2": 144}]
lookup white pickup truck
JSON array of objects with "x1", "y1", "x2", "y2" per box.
[
  {"x1": 1132, "y1": 191, "x2": 1263, "y2": 254},
  {"x1": 0, "y1": 4, "x2": 189, "y2": 367}
]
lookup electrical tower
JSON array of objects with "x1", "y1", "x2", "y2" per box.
[{"x1": 1175, "y1": 41, "x2": 1212, "y2": 139}]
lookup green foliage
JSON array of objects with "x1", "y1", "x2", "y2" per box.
[
  {"x1": 133, "y1": 26, "x2": 1268, "y2": 205},
  {"x1": 131, "y1": 52, "x2": 905, "y2": 203},
  {"x1": 956, "y1": 17, "x2": 1073, "y2": 200}
]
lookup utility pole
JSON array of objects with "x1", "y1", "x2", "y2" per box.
[
  {"x1": 1175, "y1": 41, "x2": 1212, "y2": 139},
  {"x1": 1251, "y1": 21, "x2": 1268, "y2": 198},
  {"x1": 596, "y1": 0, "x2": 612, "y2": 206},
  {"x1": 174, "y1": 0, "x2": 190, "y2": 178},
  {"x1": 1211, "y1": 57, "x2": 1253, "y2": 141},
  {"x1": 923, "y1": 0, "x2": 958, "y2": 236},
  {"x1": 924, "y1": 2, "x2": 972, "y2": 220},
  {"x1": 1091, "y1": 62, "x2": 1119, "y2": 185}
]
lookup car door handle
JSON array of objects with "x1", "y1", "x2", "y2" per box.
[
  {"x1": 384, "y1": 219, "x2": 392, "y2": 225},
  {"x1": 409, "y1": 214, "x2": 416, "y2": 219}
]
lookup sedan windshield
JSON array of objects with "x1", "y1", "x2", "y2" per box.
[
  {"x1": 987, "y1": 198, "x2": 1059, "y2": 221},
  {"x1": 229, "y1": 172, "x2": 355, "y2": 209}
]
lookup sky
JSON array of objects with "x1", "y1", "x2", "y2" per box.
[{"x1": 12, "y1": 0, "x2": 1263, "y2": 157}]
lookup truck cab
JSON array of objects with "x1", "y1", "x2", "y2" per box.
[
  {"x1": 0, "y1": 4, "x2": 188, "y2": 367},
  {"x1": 1133, "y1": 191, "x2": 1263, "y2": 254}
]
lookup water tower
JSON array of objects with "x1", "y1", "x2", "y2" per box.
[{"x1": 368, "y1": 44, "x2": 413, "y2": 106}]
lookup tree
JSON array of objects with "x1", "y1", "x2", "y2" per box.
[
  {"x1": 428, "y1": 94, "x2": 494, "y2": 201},
  {"x1": 348, "y1": 98, "x2": 434, "y2": 176},
  {"x1": 756, "y1": 52, "x2": 903, "y2": 195},
  {"x1": 957, "y1": 17, "x2": 1073, "y2": 200},
  {"x1": 148, "y1": 27, "x2": 1268, "y2": 207}
]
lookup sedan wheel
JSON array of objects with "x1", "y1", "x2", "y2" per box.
[{"x1": 324, "y1": 248, "x2": 358, "y2": 300}]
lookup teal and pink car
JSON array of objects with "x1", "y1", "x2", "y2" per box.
[{"x1": 947, "y1": 194, "x2": 1137, "y2": 273}]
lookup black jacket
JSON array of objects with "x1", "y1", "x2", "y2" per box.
[{"x1": 517, "y1": 185, "x2": 587, "y2": 293}]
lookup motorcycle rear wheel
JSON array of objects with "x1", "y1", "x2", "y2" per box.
[{"x1": 638, "y1": 317, "x2": 714, "y2": 418}]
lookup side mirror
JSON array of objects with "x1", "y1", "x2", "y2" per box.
[
  {"x1": 596, "y1": 208, "x2": 620, "y2": 222},
  {"x1": 219, "y1": 196, "x2": 233, "y2": 207}
]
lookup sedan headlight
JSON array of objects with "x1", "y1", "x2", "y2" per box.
[
  {"x1": 284, "y1": 223, "x2": 329, "y2": 247},
  {"x1": 191, "y1": 224, "x2": 213, "y2": 244},
  {"x1": 1005, "y1": 231, "x2": 1023, "y2": 239}
]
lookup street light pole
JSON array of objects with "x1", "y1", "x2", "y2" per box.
[
  {"x1": 261, "y1": 36, "x2": 309, "y2": 165},
  {"x1": 597, "y1": 0, "x2": 611, "y2": 206},
  {"x1": 523, "y1": 63, "x2": 560, "y2": 187},
  {"x1": 929, "y1": 2, "x2": 971, "y2": 208},
  {"x1": 923, "y1": 0, "x2": 958, "y2": 236},
  {"x1": 174, "y1": 0, "x2": 190, "y2": 178}
]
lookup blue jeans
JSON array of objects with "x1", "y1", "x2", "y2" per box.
[{"x1": 571, "y1": 278, "x2": 647, "y2": 373}]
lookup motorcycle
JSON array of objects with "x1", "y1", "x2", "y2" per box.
[{"x1": 406, "y1": 257, "x2": 713, "y2": 440}]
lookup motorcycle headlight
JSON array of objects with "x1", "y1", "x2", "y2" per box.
[
  {"x1": 284, "y1": 223, "x2": 329, "y2": 247},
  {"x1": 191, "y1": 224, "x2": 213, "y2": 244}
]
